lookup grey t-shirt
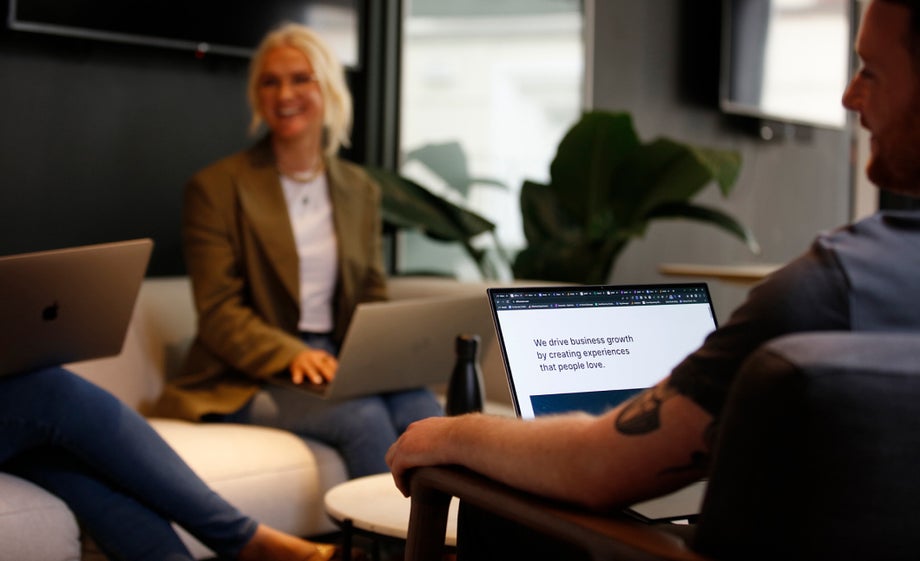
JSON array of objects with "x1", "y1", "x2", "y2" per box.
[{"x1": 668, "y1": 211, "x2": 920, "y2": 417}]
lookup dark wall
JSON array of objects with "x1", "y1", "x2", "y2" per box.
[
  {"x1": 592, "y1": 0, "x2": 853, "y2": 320},
  {"x1": 0, "y1": 22, "x2": 258, "y2": 275},
  {"x1": 0, "y1": 0, "x2": 385, "y2": 276}
]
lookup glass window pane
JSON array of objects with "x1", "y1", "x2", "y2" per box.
[{"x1": 398, "y1": 0, "x2": 585, "y2": 279}]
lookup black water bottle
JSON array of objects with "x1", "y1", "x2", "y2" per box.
[{"x1": 445, "y1": 333, "x2": 485, "y2": 415}]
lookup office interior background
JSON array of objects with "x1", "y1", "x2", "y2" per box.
[{"x1": 0, "y1": 0, "x2": 886, "y2": 321}]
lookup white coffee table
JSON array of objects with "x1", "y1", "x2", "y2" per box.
[{"x1": 324, "y1": 473, "x2": 459, "y2": 560}]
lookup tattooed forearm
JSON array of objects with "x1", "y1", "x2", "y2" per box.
[
  {"x1": 615, "y1": 383, "x2": 678, "y2": 435},
  {"x1": 659, "y1": 450, "x2": 709, "y2": 475},
  {"x1": 659, "y1": 421, "x2": 718, "y2": 475}
]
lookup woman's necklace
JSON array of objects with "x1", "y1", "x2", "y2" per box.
[
  {"x1": 281, "y1": 165, "x2": 324, "y2": 184},
  {"x1": 279, "y1": 162, "x2": 325, "y2": 209}
]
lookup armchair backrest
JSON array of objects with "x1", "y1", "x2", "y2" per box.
[{"x1": 694, "y1": 332, "x2": 920, "y2": 561}]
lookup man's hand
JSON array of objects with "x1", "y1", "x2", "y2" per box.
[
  {"x1": 289, "y1": 349, "x2": 338, "y2": 385},
  {"x1": 385, "y1": 416, "x2": 459, "y2": 496}
]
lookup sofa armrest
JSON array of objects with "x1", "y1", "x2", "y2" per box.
[
  {"x1": 0, "y1": 474, "x2": 81, "y2": 561},
  {"x1": 69, "y1": 276, "x2": 196, "y2": 413}
]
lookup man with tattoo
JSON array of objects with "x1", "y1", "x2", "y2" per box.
[{"x1": 387, "y1": 0, "x2": 920, "y2": 520}]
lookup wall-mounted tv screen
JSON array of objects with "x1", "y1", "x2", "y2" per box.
[
  {"x1": 7, "y1": 0, "x2": 360, "y2": 67},
  {"x1": 720, "y1": 0, "x2": 852, "y2": 129}
]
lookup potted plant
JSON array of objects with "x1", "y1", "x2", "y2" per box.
[
  {"x1": 513, "y1": 110, "x2": 759, "y2": 284},
  {"x1": 365, "y1": 164, "x2": 503, "y2": 278}
]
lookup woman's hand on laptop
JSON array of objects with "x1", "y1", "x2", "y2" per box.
[{"x1": 290, "y1": 350, "x2": 338, "y2": 385}]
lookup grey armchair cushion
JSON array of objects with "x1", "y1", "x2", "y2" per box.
[{"x1": 694, "y1": 332, "x2": 920, "y2": 561}]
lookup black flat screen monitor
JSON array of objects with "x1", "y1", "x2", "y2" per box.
[
  {"x1": 720, "y1": 0, "x2": 851, "y2": 129},
  {"x1": 7, "y1": 0, "x2": 360, "y2": 66}
]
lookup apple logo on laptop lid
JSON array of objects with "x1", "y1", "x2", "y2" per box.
[{"x1": 42, "y1": 300, "x2": 59, "y2": 322}]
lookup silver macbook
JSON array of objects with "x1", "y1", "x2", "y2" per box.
[
  {"x1": 487, "y1": 283, "x2": 717, "y2": 522},
  {"x1": 269, "y1": 293, "x2": 495, "y2": 401},
  {"x1": 0, "y1": 239, "x2": 153, "y2": 376}
]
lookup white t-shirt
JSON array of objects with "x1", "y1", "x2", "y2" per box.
[{"x1": 280, "y1": 173, "x2": 338, "y2": 333}]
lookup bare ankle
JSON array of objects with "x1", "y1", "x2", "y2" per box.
[{"x1": 237, "y1": 524, "x2": 322, "y2": 561}]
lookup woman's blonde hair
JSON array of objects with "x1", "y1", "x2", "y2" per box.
[{"x1": 247, "y1": 23, "x2": 352, "y2": 156}]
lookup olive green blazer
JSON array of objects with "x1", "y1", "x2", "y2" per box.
[{"x1": 156, "y1": 139, "x2": 387, "y2": 420}]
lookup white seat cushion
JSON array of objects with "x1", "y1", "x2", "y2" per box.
[
  {"x1": 0, "y1": 473, "x2": 80, "y2": 561},
  {"x1": 148, "y1": 418, "x2": 348, "y2": 557}
]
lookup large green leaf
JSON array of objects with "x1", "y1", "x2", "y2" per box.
[
  {"x1": 645, "y1": 202, "x2": 761, "y2": 254},
  {"x1": 517, "y1": 178, "x2": 632, "y2": 283},
  {"x1": 687, "y1": 145, "x2": 742, "y2": 196},
  {"x1": 512, "y1": 237, "x2": 627, "y2": 284},
  {"x1": 514, "y1": 110, "x2": 756, "y2": 284},
  {"x1": 610, "y1": 139, "x2": 738, "y2": 228},
  {"x1": 366, "y1": 166, "x2": 494, "y2": 243},
  {"x1": 519, "y1": 180, "x2": 583, "y2": 247},
  {"x1": 549, "y1": 111, "x2": 641, "y2": 226},
  {"x1": 405, "y1": 141, "x2": 506, "y2": 198}
]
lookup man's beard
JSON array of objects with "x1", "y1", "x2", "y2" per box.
[
  {"x1": 867, "y1": 97, "x2": 920, "y2": 197},
  {"x1": 868, "y1": 148, "x2": 920, "y2": 198}
]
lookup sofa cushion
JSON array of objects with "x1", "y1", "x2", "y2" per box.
[
  {"x1": 149, "y1": 418, "x2": 348, "y2": 557},
  {"x1": 0, "y1": 473, "x2": 80, "y2": 561}
]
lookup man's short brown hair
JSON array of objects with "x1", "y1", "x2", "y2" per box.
[{"x1": 880, "y1": 0, "x2": 920, "y2": 69}]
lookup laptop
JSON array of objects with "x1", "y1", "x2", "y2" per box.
[
  {"x1": 0, "y1": 239, "x2": 153, "y2": 376},
  {"x1": 269, "y1": 293, "x2": 496, "y2": 401},
  {"x1": 487, "y1": 283, "x2": 718, "y2": 522}
]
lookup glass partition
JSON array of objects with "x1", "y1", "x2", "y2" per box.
[{"x1": 397, "y1": 0, "x2": 586, "y2": 279}]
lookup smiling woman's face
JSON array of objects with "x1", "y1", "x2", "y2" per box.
[{"x1": 256, "y1": 46, "x2": 325, "y2": 143}]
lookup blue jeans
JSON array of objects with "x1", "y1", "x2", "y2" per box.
[
  {"x1": 221, "y1": 333, "x2": 444, "y2": 477},
  {"x1": 0, "y1": 367, "x2": 257, "y2": 561}
]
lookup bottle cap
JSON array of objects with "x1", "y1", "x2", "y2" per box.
[{"x1": 455, "y1": 333, "x2": 480, "y2": 358}]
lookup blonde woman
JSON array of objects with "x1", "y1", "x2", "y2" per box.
[{"x1": 158, "y1": 23, "x2": 441, "y2": 477}]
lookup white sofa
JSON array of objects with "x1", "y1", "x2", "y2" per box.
[{"x1": 0, "y1": 276, "x2": 515, "y2": 561}]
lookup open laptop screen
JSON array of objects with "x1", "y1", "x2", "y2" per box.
[{"x1": 488, "y1": 284, "x2": 718, "y2": 419}]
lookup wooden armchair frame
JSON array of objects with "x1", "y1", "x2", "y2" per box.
[{"x1": 404, "y1": 465, "x2": 711, "y2": 561}]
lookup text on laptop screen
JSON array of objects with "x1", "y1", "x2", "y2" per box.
[{"x1": 490, "y1": 285, "x2": 717, "y2": 419}]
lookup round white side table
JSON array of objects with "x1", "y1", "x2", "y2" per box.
[{"x1": 324, "y1": 472, "x2": 459, "y2": 560}]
